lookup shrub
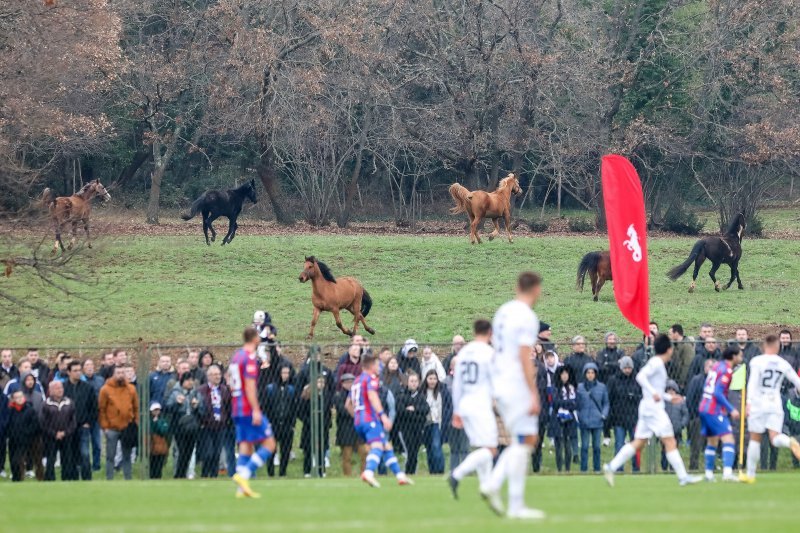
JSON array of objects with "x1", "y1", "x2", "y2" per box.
[
  {"x1": 663, "y1": 207, "x2": 703, "y2": 235},
  {"x1": 745, "y1": 215, "x2": 764, "y2": 238},
  {"x1": 528, "y1": 219, "x2": 549, "y2": 233},
  {"x1": 568, "y1": 217, "x2": 595, "y2": 233}
]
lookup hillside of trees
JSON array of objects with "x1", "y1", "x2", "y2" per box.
[{"x1": 2, "y1": 0, "x2": 798, "y2": 230}]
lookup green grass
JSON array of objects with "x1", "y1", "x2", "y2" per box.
[
  {"x1": 2, "y1": 233, "x2": 799, "y2": 349},
  {"x1": 1, "y1": 474, "x2": 797, "y2": 532}
]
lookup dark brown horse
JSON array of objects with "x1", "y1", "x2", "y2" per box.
[
  {"x1": 299, "y1": 256, "x2": 374, "y2": 339},
  {"x1": 577, "y1": 251, "x2": 612, "y2": 301},
  {"x1": 449, "y1": 173, "x2": 522, "y2": 244},
  {"x1": 668, "y1": 213, "x2": 746, "y2": 292},
  {"x1": 42, "y1": 180, "x2": 111, "y2": 254}
]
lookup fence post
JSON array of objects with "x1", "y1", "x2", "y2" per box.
[
  {"x1": 137, "y1": 341, "x2": 151, "y2": 480},
  {"x1": 309, "y1": 344, "x2": 323, "y2": 478}
]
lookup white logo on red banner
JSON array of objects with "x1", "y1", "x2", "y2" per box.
[{"x1": 622, "y1": 224, "x2": 642, "y2": 262}]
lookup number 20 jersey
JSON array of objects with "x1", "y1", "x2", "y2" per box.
[{"x1": 451, "y1": 340, "x2": 494, "y2": 416}]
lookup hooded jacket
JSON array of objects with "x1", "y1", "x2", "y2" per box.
[
  {"x1": 398, "y1": 339, "x2": 422, "y2": 377},
  {"x1": 98, "y1": 377, "x2": 139, "y2": 431},
  {"x1": 664, "y1": 381, "x2": 688, "y2": 434},
  {"x1": 607, "y1": 370, "x2": 642, "y2": 428},
  {"x1": 576, "y1": 362, "x2": 609, "y2": 429},
  {"x1": 7, "y1": 398, "x2": 39, "y2": 445}
]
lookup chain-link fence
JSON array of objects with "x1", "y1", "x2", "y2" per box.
[{"x1": 1, "y1": 338, "x2": 799, "y2": 481}]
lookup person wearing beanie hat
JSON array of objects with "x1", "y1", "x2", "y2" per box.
[
  {"x1": 537, "y1": 322, "x2": 555, "y2": 353},
  {"x1": 596, "y1": 333, "x2": 624, "y2": 447},
  {"x1": 606, "y1": 356, "x2": 641, "y2": 472}
]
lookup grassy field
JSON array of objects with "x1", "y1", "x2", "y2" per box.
[
  {"x1": 2, "y1": 232, "x2": 799, "y2": 349},
  {"x1": 1, "y1": 474, "x2": 797, "y2": 532}
]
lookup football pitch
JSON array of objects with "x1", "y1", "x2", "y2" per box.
[{"x1": 2, "y1": 474, "x2": 797, "y2": 532}]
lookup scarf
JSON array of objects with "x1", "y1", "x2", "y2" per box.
[{"x1": 9, "y1": 399, "x2": 25, "y2": 412}]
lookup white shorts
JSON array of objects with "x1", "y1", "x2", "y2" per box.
[
  {"x1": 748, "y1": 410, "x2": 784, "y2": 434},
  {"x1": 634, "y1": 409, "x2": 674, "y2": 440},
  {"x1": 496, "y1": 394, "x2": 539, "y2": 438},
  {"x1": 461, "y1": 408, "x2": 499, "y2": 449}
]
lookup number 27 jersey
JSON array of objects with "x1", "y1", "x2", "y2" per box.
[
  {"x1": 451, "y1": 340, "x2": 494, "y2": 416},
  {"x1": 747, "y1": 354, "x2": 800, "y2": 412}
]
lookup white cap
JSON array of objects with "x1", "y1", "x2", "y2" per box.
[{"x1": 253, "y1": 310, "x2": 266, "y2": 326}]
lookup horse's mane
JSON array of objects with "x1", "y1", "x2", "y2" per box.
[
  {"x1": 75, "y1": 181, "x2": 94, "y2": 197},
  {"x1": 231, "y1": 180, "x2": 255, "y2": 193},
  {"x1": 308, "y1": 256, "x2": 336, "y2": 283},
  {"x1": 498, "y1": 173, "x2": 517, "y2": 189},
  {"x1": 724, "y1": 213, "x2": 744, "y2": 237}
]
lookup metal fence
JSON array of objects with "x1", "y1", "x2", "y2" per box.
[{"x1": 1, "y1": 338, "x2": 799, "y2": 482}]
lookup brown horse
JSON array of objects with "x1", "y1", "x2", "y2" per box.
[
  {"x1": 577, "y1": 251, "x2": 612, "y2": 301},
  {"x1": 449, "y1": 173, "x2": 522, "y2": 244},
  {"x1": 299, "y1": 256, "x2": 374, "y2": 339},
  {"x1": 42, "y1": 180, "x2": 111, "y2": 254}
]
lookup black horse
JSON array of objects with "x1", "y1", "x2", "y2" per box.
[
  {"x1": 668, "y1": 213, "x2": 746, "y2": 293},
  {"x1": 181, "y1": 179, "x2": 257, "y2": 245}
]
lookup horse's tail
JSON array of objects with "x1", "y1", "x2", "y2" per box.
[
  {"x1": 41, "y1": 188, "x2": 56, "y2": 210},
  {"x1": 361, "y1": 288, "x2": 373, "y2": 318},
  {"x1": 577, "y1": 251, "x2": 602, "y2": 291},
  {"x1": 449, "y1": 183, "x2": 471, "y2": 214},
  {"x1": 181, "y1": 195, "x2": 204, "y2": 220},
  {"x1": 668, "y1": 240, "x2": 705, "y2": 281}
]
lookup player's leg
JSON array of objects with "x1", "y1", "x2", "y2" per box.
[
  {"x1": 233, "y1": 440, "x2": 256, "y2": 497},
  {"x1": 246, "y1": 436, "x2": 276, "y2": 478},
  {"x1": 767, "y1": 426, "x2": 800, "y2": 459},
  {"x1": 361, "y1": 442, "x2": 383, "y2": 488},
  {"x1": 719, "y1": 434, "x2": 738, "y2": 481},
  {"x1": 662, "y1": 435, "x2": 700, "y2": 485},
  {"x1": 382, "y1": 441, "x2": 412, "y2": 485},
  {"x1": 506, "y1": 431, "x2": 544, "y2": 520},
  {"x1": 605, "y1": 437, "x2": 645, "y2": 484},
  {"x1": 745, "y1": 431, "x2": 762, "y2": 480},
  {"x1": 452, "y1": 412, "x2": 498, "y2": 496},
  {"x1": 704, "y1": 435, "x2": 719, "y2": 481}
]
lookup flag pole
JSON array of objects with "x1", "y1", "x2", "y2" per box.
[{"x1": 738, "y1": 368, "x2": 747, "y2": 477}]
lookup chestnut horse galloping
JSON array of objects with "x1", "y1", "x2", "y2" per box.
[
  {"x1": 299, "y1": 256, "x2": 374, "y2": 339},
  {"x1": 577, "y1": 251, "x2": 613, "y2": 301},
  {"x1": 449, "y1": 173, "x2": 522, "y2": 244},
  {"x1": 42, "y1": 179, "x2": 111, "y2": 254}
]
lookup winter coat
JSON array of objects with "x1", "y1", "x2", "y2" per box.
[
  {"x1": 40, "y1": 396, "x2": 77, "y2": 439},
  {"x1": 333, "y1": 389, "x2": 358, "y2": 446},
  {"x1": 257, "y1": 352, "x2": 295, "y2": 387},
  {"x1": 30, "y1": 361, "x2": 50, "y2": 386},
  {"x1": 381, "y1": 370, "x2": 405, "y2": 398},
  {"x1": 398, "y1": 340, "x2": 422, "y2": 377},
  {"x1": 596, "y1": 347, "x2": 625, "y2": 384},
  {"x1": 148, "y1": 370, "x2": 176, "y2": 404},
  {"x1": 7, "y1": 400, "x2": 39, "y2": 446},
  {"x1": 669, "y1": 341, "x2": 695, "y2": 388},
  {"x1": 165, "y1": 383, "x2": 204, "y2": 432},
  {"x1": 564, "y1": 353, "x2": 593, "y2": 384},
  {"x1": 784, "y1": 393, "x2": 800, "y2": 436},
  {"x1": 423, "y1": 384, "x2": 453, "y2": 435},
  {"x1": 664, "y1": 398, "x2": 689, "y2": 436},
  {"x1": 295, "y1": 359, "x2": 334, "y2": 395},
  {"x1": 685, "y1": 373, "x2": 706, "y2": 421},
  {"x1": 779, "y1": 344, "x2": 799, "y2": 371},
  {"x1": 549, "y1": 383, "x2": 578, "y2": 439},
  {"x1": 739, "y1": 342, "x2": 760, "y2": 364},
  {"x1": 197, "y1": 382, "x2": 231, "y2": 430},
  {"x1": 396, "y1": 387, "x2": 429, "y2": 436},
  {"x1": 63, "y1": 379, "x2": 98, "y2": 426},
  {"x1": 98, "y1": 378, "x2": 139, "y2": 431},
  {"x1": 19, "y1": 374, "x2": 45, "y2": 415},
  {"x1": 686, "y1": 350, "x2": 720, "y2": 385},
  {"x1": 420, "y1": 355, "x2": 447, "y2": 383},
  {"x1": 84, "y1": 374, "x2": 105, "y2": 396},
  {"x1": 0, "y1": 391, "x2": 8, "y2": 434},
  {"x1": 576, "y1": 363, "x2": 609, "y2": 430},
  {"x1": 263, "y1": 381, "x2": 297, "y2": 437},
  {"x1": 607, "y1": 372, "x2": 641, "y2": 428}
]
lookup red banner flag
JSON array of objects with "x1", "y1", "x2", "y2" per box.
[{"x1": 601, "y1": 154, "x2": 650, "y2": 335}]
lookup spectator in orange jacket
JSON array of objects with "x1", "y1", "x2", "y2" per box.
[{"x1": 98, "y1": 365, "x2": 139, "y2": 480}]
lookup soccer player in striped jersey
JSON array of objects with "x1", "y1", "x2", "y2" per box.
[
  {"x1": 229, "y1": 327, "x2": 276, "y2": 498},
  {"x1": 698, "y1": 346, "x2": 743, "y2": 482},
  {"x1": 604, "y1": 334, "x2": 702, "y2": 487},
  {"x1": 743, "y1": 334, "x2": 800, "y2": 483},
  {"x1": 448, "y1": 319, "x2": 497, "y2": 501},
  {"x1": 346, "y1": 353, "x2": 412, "y2": 488}
]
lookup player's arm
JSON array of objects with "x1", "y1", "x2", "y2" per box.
[
  {"x1": 745, "y1": 363, "x2": 758, "y2": 416},
  {"x1": 713, "y1": 378, "x2": 736, "y2": 415},
  {"x1": 635, "y1": 361, "x2": 659, "y2": 401},
  {"x1": 519, "y1": 344, "x2": 540, "y2": 415},
  {"x1": 367, "y1": 389, "x2": 392, "y2": 431},
  {"x1": 244, "y1": 375, "x2": 262, "y2": 425}
]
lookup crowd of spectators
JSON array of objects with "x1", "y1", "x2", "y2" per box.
[{"x1": 1, "y1": 317, "x2": 799, "y2": 482}]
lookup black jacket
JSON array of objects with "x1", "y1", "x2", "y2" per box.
[
  {"x1": 596, "y1": 347, "x2": 625, "y2": 383},
  {"x1": 262, "y1": 381, "x2": 298, "y2": 435},
  {"x1": 685, "y1": 373, "x2": 706, "y2": 421},
  {"x1": 30, "y1": 361, "x2": 50, "y2": 386},
  {"x1": 40, "y1": 397, "x2": 77, "y2": 439},
  {"x1": 564, "y1": 353, "x2": 593, "y2": 384},
  {"x1": 396, "y1": 388, "x2": 429, "y2": 435},
  {"x1": 607, "y1": 372, "x2": 642, "y2": 428},
  {"x1": 686, "y1": 349, "x2": 721, "y2": 384},
  {"x1": 779, "y1": 344, "x2": 799, "y2": 371},
  {"x1": 7, "y1": 401, "x2": 39, "y2": 445},
  {"x1": 333, "y1": 389, "x2": 358, "y2": 446},
  {"x1": 63, "y1": 379, "x2": 98, "y2": 426}
]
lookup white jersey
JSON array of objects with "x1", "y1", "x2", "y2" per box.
[
  {"x1": 747, "y1": 354, "x2": 800, "y2": 412},
  {"x1": 491, "y1": 299, "x2": 538, "y2": 399},
  {"x1": 636, "y1": 356, "x2": 670, "y2": 415},
  {"x1": 452, "y1": 340, "x2": 494, "y2": 416}
]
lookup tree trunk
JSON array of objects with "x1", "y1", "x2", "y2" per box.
[
  {"x1": 146, "y1": 125, "x2": 182, "y2": 225},
  {"x1": 336, "y1": 147, "x2": 365, "y2": 228},
  {"x1": 256, "y1": 150, "x2": 294, "y2": 225}
]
